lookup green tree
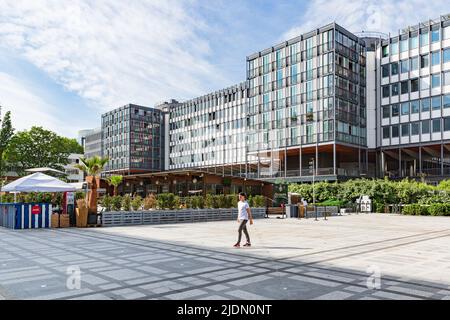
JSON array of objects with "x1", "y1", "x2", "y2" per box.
[
  {"x1": 0, "y1": 110, "x2": 14, "y2": 177},
  {"x1": 106, "y1": 175, "x2": 123, "y2": 196},
  {"x1": 75, "y1": 156, "x2": 109, "y2": 214},
  {"x1": 4, "y1": 126, "x2": 83, "y2": 175}
]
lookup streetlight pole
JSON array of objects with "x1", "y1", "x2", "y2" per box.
[{"x1": 309, "y1": 157, "x2": 317, "y2": 221}]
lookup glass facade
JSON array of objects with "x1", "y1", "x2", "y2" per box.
[{"x1": 102, "y1": 104, "x2": 165, "y2": 174}]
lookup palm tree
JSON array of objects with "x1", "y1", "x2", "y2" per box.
[
  {"x1": 75, "y1": 156, "x2": 109, "y2": 214},
  {"x1": 106, "y1": 175, "x2": 123, "y2": 196}
]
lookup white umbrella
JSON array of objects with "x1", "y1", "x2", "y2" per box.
[{"x1": 2, "y1": 172, "x2": 76, "y2": 193}]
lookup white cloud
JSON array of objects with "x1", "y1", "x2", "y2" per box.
[
  {"x1": 0, "y1": 72, "x2": 79, "y2": 137},
  {"x1": 0, "y1": 0, "x2": 229, "y2": 111},
  {"x1": 283, "y1": 0, "x2": 449, "y2": 41}
]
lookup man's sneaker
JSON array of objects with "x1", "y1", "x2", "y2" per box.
[
  {"x1": 233, "y1": 243, "x2": 240, "y2": 248},
  {"x1": 243, "y1": 243, "x2": 251, "y2": 247}
]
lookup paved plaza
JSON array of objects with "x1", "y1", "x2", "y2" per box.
[{"x1": 1, "y1": 213, "x2": 450, "y2": 300}]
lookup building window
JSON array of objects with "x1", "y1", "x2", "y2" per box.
[
  {"x1": 400, "y1": 39, "x2": 408, "y2": 52},
  {"x1": 401, "y1": 102, "x2": 409, "y2": 115},
  {"x1": 431, "y1": 26, "x2": 440, "y2": 43},
  {"x1": 443, "y1": 71, "x2": 450, "y2": 86},
  {"x1": 420, "y1": 32, "x2": 429, "y2": 46},
  {"x1": 445, "y1": 117, "x2": 450, "y2": 131},
  {"x1": 421, "y1": 98, "x2": 430, "y2": 112},
  {"x1": 431, "y1": 74, "x2": 440, "y2": 88},
  {"x1": 382, "y1": 85, "x2": 390, "y2": 98},
  {"x1": 392, "y1": 104, "x2": 399, "y2": 117},
  {"x1": 400, "y1": 59, "x2": 409, "y2": 73},
  {"x1": 432, "y1": 118, "x2": 441, "y2": 132},
  {"x1": 421, "y1": 54, "x2": 429, "y2": 68},
  {"x1": 445, "y1": 26, "x2": 450, "y2": 40},
  {"x1": 391, "y1": 41, "x2": 399, "y2": 55},
  {"x1": 411, "y1": 100, "x2": 419, "y2": 114},
  {"x1": 411, "y1": 122, "x2": 420, "y2": 135},
  {"x1": 432, "y1": 96, "x2": 441, "y2": 110},
  {"x1": 382, "y1": 64, "x2": 389, "y2": 77},
  {"x1": 410, "y1": 36, "x2": 418, "y2": 49},
  {"x1": 401, "y1": 81, "x2": 409, "y2": 94},
  {"x1": 444, "y1": 94, "x2": 450, "y2": 109},
  {"x1": 422, "y1": 120, "x2": 430, "y2": 134},
  {"x1": 431, "y1": 51, "x2": 440, "y2": 66},
  {"x1": 382, "y1": 106, "x2": 390, "y2": 118},
  {"x1": 391, "y1": 62, "x2": 399, "y2": 76},
  {"x1": 382, "y1": 45, "x2": 389, "y2": 57},
  {"x1": 410, "y1": 78, "x2": 419, "y2": 92},
  {"x1": 391, "y1": 83, "x2": 399, "y2": 96},
  {"x1": 401, "y1": 123, "x2": 409, "y2": 136},
  {"x1": 420, "y1": 76, "x2": 430, "y2": 90},
  {"x1": 383, "y1": 126, "x2": 390, "y2": 139},
  {"x1": 410, "y1": 56, "x2": 419, "y2": 71},
  {"x1": 392, "y1": 125, "x2": 399, "y2": 138},
  {"x1": 444, "y1": 48, "x2": 450, "y2": 64}
]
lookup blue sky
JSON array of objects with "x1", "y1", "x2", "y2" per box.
[{"x1": 0, "y1": 0, "x2": 447, "y2": 138}]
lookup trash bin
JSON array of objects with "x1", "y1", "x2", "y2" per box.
[{"x1": 291, "y1": 205, "x2": 299, "y2": 218}]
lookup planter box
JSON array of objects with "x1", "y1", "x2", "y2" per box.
[
  {"x1": 51, "y1": 214, "x2": 60, "y2": 228},
  {"x1": 76, "y1": 208, "x2": 88, "y2": 228},
  {"x1": 102, "y1": 207, "x2": 266, "y2": 227},
  {"x1": 59, "y1": 214, "x2": 70, "y2": 228}
]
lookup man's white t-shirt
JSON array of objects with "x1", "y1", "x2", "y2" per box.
[{"x1": 238, "y1": 201, "x2": 250, "y2": 220}]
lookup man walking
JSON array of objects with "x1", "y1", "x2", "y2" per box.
[{"x1": 234, "y1": 192, "x2": 253, "y2": 248}]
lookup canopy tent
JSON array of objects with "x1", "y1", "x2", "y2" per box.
[{"x1": 2, "y1": 172, "x2": 76, "y2": 193}]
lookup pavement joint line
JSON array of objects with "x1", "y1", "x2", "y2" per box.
[
  {"x1": 44, "y1": 229, "x2": 450, "y2": 300},
  {"x1": 54, "y1": 227, "x2": 450, "y2": 291},
  {"x1": 2, "y1": 221, "x2": 450, "y2": 300},
  {"x1": 56, "y1": 226, "x2": 450, "y2": 266}
]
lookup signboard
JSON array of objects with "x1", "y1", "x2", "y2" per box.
[
  {"x1": 66, "y1": 192, "x2": 75, "y2": 205},
  {"x1": 359, "y1": 195, "x2": 372, "y2": 213},
  {"x1": 31, "y1": 205, "x2": 41, "y2": 215}
]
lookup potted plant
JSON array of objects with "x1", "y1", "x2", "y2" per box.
[
  {"x1": 76, "y1": 198, "x2": 88, "y2": 228},
  {"x1": 75, "y1": 156, "x2": 109, "y2": 222}
]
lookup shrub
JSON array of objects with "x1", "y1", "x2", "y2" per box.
[
  {"x1": 131, "y1": 196, "x2": 143, "y2": 211},
  {"x1": 247, "y1": 195, "x2": 254, "y2": 207},
  {"x1": 111, "y1": 196, "x2": 122, "y2": 211},
  {"x1": 122, "y1": 195, "x2": 131, "y2": 211},
  {"x1": 143, "y1": 194, "x2": 157, "y2": 210},
  {"x1": 253, "y1": 195, "x2": 266, "y2": 207},
  {"x1": 226, "y1": 194, "x2": 237, "y2": 208},
  {"x1": 428, "y1": 203, "x2": 450, "y2": 216},
  {"x1": 101, "y1": 195, "x2": 112, "y2": 211},
  {"x1": 316, "y1": 199, "x2": 345, "y2": 207},
  {"x1": 205, "y1": 194, "x2": 214, "y2": 209},
  {"x1": 217, "y1": 194, "x2": 227, "y2": 208},
  {"x1": 174, "y1": 196, "x2": 181, "y2": 209},
  {"x1": 157, "y1": 193, "x2": 176, "y2": 209}
]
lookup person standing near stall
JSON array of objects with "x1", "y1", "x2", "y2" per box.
[{"x1": 233, "y1": 192, "x2": 253, "y2": 248}]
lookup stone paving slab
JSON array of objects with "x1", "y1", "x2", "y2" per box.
[{"x1": 0, "y1": 214, "x2": 450, "y2": 300}]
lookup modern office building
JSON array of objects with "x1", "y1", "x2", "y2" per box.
[
  {"x1": 78, "y1": 127, "x2": 102, "y2": 159},
  {"x1": 99, "y1": 13, "x2": 450, "y2": 185},
  {"x1": 168, "y1": 82, "x2": 248, "y2": 176},
  {"x1": 377, "y1": 16, "x2": 450, "y2": 180},
  {"x1": 64, "y1": 153, "x2": 84, "y2": 183},
  {"x1": 246, "y1": 23, "x2": 368, "y2": 182},
  {"x1": 101, "y1": 104, "x2": 166, "y2": 176}
]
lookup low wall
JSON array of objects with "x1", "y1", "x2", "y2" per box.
[{"x1": 102, "y1": 207, "x2": 266, "y2": 227}]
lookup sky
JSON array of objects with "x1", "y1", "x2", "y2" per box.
[{"x1": 0, "y1": 0, "x2": 448, "y2": 138}]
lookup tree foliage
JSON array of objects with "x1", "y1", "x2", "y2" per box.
[
  {"x1": 4, "y1": 126, "x2": 83, "y2": 175},
  {"x1": 0, "y1": 110, "x2": 15, "y2": 177}
]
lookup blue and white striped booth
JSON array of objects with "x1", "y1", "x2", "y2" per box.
[{"x1": 0, "y1": 203, "x2": 52, "y2": 230}]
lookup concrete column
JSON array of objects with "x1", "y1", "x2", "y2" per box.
[
  {"x1": 441, "y1": 143, "x2": 444, "y2": 176},
  {"x1": 398, "y1": 148, "x2": 402, "y2": 178},
  {"x1": 333, "y1": 143, "x2": 336, "y2": 176},
  {"x1": 299, "y1": 147, "x2": 302, "y2": 177},
  {"x1": 419, "y1": 146, "x2": 422, "y2": 175},
  {"x1": 381, "y1": 150, "x2": 385, "y2": 177}
]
